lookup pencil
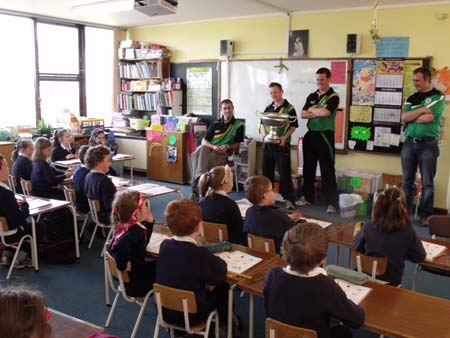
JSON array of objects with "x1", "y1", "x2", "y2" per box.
[
  {"x1": 432, "y1": 251, "x2": 448, "y2": 260},
  {"x1": 227, "y1": 272, "x2": 253, "y2": 280}
]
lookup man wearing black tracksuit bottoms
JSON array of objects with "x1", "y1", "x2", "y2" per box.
[{"x1": 300, "y1": 68, "x2": 339, "y2": 214}]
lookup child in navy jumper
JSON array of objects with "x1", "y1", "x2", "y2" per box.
[
  {"x1": 89, "y1": 128, "x2": 118, "y2": 176},
  {"x1": 199, "y1": 165, "x2": 244, "y2": 244},
  {"x1": 50, "y1": 129, "x2": 78, "y2": 162},
  {"x1": 31, "y1": 137, "x2": 72, "y2": 200},
  {"x1": 353, "y1": 187, "x2": 426, "y2": 285},
  {"x1": 11, "y1": 139, "x2": 33, "y2": 194},
  {"x1": 109, "y1": 190, "x2": 156, "y2": 297},
  {"x1": 264, "y1": 223, "x2": 365, "y2": 338},
  {"x1": 156, "y1": 199, "x2": 229, "y2": 330},
  {"x1": 243, "y1": 175, "x2": 302, "y2": 252},
  {"x1": 83, "y1": 145, "x2": 117, "y2": 225},
  {"x1": 72, "y1": 145, "x2": 90, "y2": 213}
]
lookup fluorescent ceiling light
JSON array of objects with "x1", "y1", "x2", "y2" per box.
[{"x1": 72, "y1": 0, "x2": 133, "y2": 16}]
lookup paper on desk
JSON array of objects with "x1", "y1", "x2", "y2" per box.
[
  {"x1": 335, "y1": 279, "x2": 372, "y2": 305},
  {"x1": 55, "y1": 159, "x2": 81, "y2": 166},
  {"x1": 215, "y1": 250, "x2": 262, "y2": 274},
  {"x1": 138, "y1": 186, "x2": 174, "y2": 196},
  {"x1": 146, "y1": 232, "x2": 171, "y2": 254},
  {"x1": 421, "y1": 241, "x2": 447, "y2": 261},
  {"x1": 301, "y1": 218, "x2": 332, "y2": 229},
  {"x1": 27, "y1": 198, "x2": 52, "y2": 209},
  {"x1": 128, "y1": 183, "x2": 159, "y2": 191},
  {"x1": 112, "y1": 154, "x2": 132, "y2": 160},
  {"x1": 236, "y1": 198, "x2": 252, "y2": 218}
]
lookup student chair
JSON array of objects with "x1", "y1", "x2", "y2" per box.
[
  {"x1": 87, "y1": 198, "x2": 114, "y2": 256},
  {"x1": 7, "y1": 175, "x2": 17, "y2": 194},
  {"x1": 152, "y1": 283, "x2": 219, "y2": 338},
  {"x1": 265, "y1": 318, "x2": 317, "y2": 338},
  {"x1": 63, "y1": 188, "x2": 90, "y2": 239},
  {"x1": 411, "y1": 215, "x2": 450, "y2": 291},
  {"x1": 20, "y1": 179, "x2": 32, "y2": 196},
  {"x1": 247, "y1": 234, "x2": 277, "y2": 254},
  {"x1": 351, "y1": 250, "x2": 388, "y2": 281},
  {"x1": 0, "y1": 216, "x2": 35, "y2": 280},
  {"x1": 202, "y1": 221, "x2": 229, "y2": 243},
  {"x1": 104, "y1": 250, "x2": 153, "y2": 338}
]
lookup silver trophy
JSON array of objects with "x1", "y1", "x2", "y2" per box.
[{"x1": 260, "y1": 112, "x2": 290, "y2": 144}]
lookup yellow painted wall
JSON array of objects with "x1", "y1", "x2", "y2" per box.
[{"x1": 130, "y1": 4, "x2": 450, "y2": 209}]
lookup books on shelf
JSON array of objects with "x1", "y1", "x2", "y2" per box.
[
  {"x1": 121, "y1": 79, "x2": 161, "y2": 92},
  {"x1": 334, "y1": 278, "x2": 372, "y2": 305},
  {"x1": 159, "y1": 91, "x2": 173, "y2": 107},
  {"x1": 118, "y1": 92, "x2": 161, "y2": 111},
  {"x1": 421, "y1": 240, "x2": 448, "y2": 261},
  {"x1": 119, "y1": 61, "x2": 161, "y2": 78}
]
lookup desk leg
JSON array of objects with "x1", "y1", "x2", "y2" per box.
[
  {"x1": 336, "y1": 245, "x2": 340, "y2": 265},
  {"x1": 228, "y1": 284, "x2": 236, "y2": 338},
  {"x1": 30, "y1": 217, "x2": 39, "y2": 271},
  {"x1": 130, "y1": 160, "x2": 134, "y2": 181},
  {"x1": 69, "y1": 205, "x2": 80, "y2": 258},
  {"x1": 249, "y1": 293, "x2": 254, "y2": 338}
]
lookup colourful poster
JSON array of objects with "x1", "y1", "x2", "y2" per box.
[
  {"x1": 403, "y1": 60, "x2": 423, "y2": 100},
  {"x1": 432, "y1": 67, "x2": 450, "y2": 100},
  {"x1": 376, "y1": 60, "x2": 404, "y2": 75},
  {"x1": 352, "y1": 59, "x2": 376, "y2": 105},
  {"x1": 186, "y1": 67, "x2": 213, "y2": 115},
  {"x1": 350, "y1": 105, "x2": 372, "y2": 123},
  {"x1": 376, "y1": 37, "x2": 410, "y2": 58}
]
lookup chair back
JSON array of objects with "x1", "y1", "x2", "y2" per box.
[
  {"x1": 7, "y1": 175, "x2": 17, "y2": 194},
  {"x1": 21, "y1": 179, "x2": 32, "y2": 196},
  {"x1": 0, "y1": 216, "x2": 9, "y2": 233},
  {"x1": 428, "y1": 215, "x2": 450, "y2": 239},
  {"x1": 381, "y1": 174, "x2": 402, "y2": 189},
  {"x1": 351, "y1": 250, "x2": 388, "y2": 280},
  {"x1": 247, "y1": 233, "x2": 276, "y2": 254},
  {"x1": 202, "y1": 221, "x2": 229, "y2": 243},
  {"x1": 104, "y1": 250, "x2": 130, "y2": 284},
  {"x1": 63, "y1": 188, "x2": 76, "y2": 205},
  {"x1": 153, "y1": 283, "x2": 197, "y2": 314},
  {"x1": 88, "y1": 198, "x2": 101, "y2": 223},
  {"x1": 265, "y1": 318, "x2": 317, "y2": 338}
]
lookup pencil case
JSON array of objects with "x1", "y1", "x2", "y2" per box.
[
  {"x1": 203, "y1": 241, "x2": 232, "y2": 254},
  {"x1": 325, "y1": 265, "x2": 368, "y2": 285}
]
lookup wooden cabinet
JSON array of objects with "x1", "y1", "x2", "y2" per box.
[
  {"x1": 0, "y1": 142, "x2": 15, "y2": 168},
  {"x1": 147, "y1": 132, "x2": 187, "y2": 184}
]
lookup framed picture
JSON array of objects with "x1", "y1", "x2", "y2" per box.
[{"x1": 289, "y1": 30, "x2": 309, "y2": 58}]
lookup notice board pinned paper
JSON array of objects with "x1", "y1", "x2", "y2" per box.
[
  {"x1": 350, "y1": 106, "x2": 372, "y2": 123},
  {"x1": 376, "y1": 37, "x2": 410, "y2": 58}
]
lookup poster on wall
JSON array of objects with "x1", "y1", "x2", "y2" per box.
[
  {"x1": 352, "y1": 59, "x2": 376, "y2": 105},
  {"x1": 288, "y1": 30, "x2": 309, "y2": 58},
  {"x1": 186, "y1": 67, "x2": 213, "y2": 115}
]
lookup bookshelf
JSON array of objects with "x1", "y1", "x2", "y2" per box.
[
  {"x1": 234, "y1": 138, "x2": 256, "y2": 191},
  {"x1": 160, "y1": 89, "x2": 183, "y2": 116}
]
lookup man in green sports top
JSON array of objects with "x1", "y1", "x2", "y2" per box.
[
  {"x1": 401, "y1": 67, "x2": 445, "y2": 226},
  {"x1": 298, "y1": 67, "x2": 339, "y2": 214},
  {"x1": 190, "y1": 99, "x2": 244, "y2": 199}
]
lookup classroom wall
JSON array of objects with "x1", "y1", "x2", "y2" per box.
[{"x1": 129, "y1": 4, "x2": 450, "y2": 210}]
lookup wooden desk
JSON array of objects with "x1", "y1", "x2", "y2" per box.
[
  {"x1": 27, "y1": 196, "x2": 78, "y2": 270},
  {"x1": 237, "y1": 257, "x2": 450, "y2": 338},
  {"x1": 49, "y1": 308, "x2": 104, "y2": 338},
  {"x1": 112, "y1": 153, "x2": 136, "y2": 180},
  {"x1": 327, "y1": 222, "x2": 450, "y2": 271}
]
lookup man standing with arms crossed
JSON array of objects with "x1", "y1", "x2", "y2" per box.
[
  {"x1": 298, "y1": 68, "x2": 339, "y2": 214},
  {"x1": 262, "y1": 82, "x2": 298, "y2": 210},
  {"x1": 401, "y1": 67, "x2": 445, "y2": 226}
]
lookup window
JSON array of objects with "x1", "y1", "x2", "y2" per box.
[
  {"x1": 0, "y1": 14, "x2": 35, "y2": 127},
  {"x1": 85, "y1": 27, "x2": 114, "y2": 125}
]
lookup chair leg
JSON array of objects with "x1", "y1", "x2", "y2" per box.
[
  {"x1": 215, "y1": 313, "x2": 219, "y2": 338},
  {"x1": 414, "y1": 193, "x2": 421, "y2": 219},
  {"x1": 101, "y1": 227, "x2": 114, "y2": 258},
  {"x1": 104, "y1": 257, "x2": 111, "y2": 306},
  {"x1": 88, "y1": 224, "x2": 99, "y2": 249},
  {"x1": 170, "y1": 328, "x2": 175, "y2": 338},
  {"x1": 130, "y1": 296, "x2": 151, "y2": 338},
  {"x1": 79, "y1": 213, "x2": 90, "y2": 238},
  {"x1": 105, "y1": 292, "x2": 120, "y2": 327},
  {"x1": 411, "y1": 264, "x2": 422, "y2": 291},
  {"x1": 6, "y1": 235, "x2": 31, "y2": 280},
  {"x1": 152, "y1": 316, "x2": 160, "y2": 338}
]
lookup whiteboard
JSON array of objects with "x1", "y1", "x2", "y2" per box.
[{"x1": 220, "y1": 59, "x2": 349, "y2": 149}]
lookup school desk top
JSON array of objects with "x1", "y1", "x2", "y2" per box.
[{"x1": 49, "y1": 308, "x2": 104, "y2": 338}]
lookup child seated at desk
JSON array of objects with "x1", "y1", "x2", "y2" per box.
[
  {"x1": 353, "y1": 187, "x2": 426, "y2": 286},
  {"x1": 199, "y1": 165, "x2": 244, "y2": 244},
  {"x1": 11, "y1": 139, "x2": 33, "y2": 194},
  {"x1": 0, "y1": 285, "x2": 52, "y2": 338},
  {"x1": 83, "y1": 145, "x2": 117, "y2": 225},
  {"x1": 89, "y1": 128, "x2": 118, "y2": 176},
  {"x1": 50, "y1": 129, "x2": 77, "y2": 162},
  {"x1": 31, "y1": 137, "x2": 72, "y2": 200},
  {"x1": 243, "y1": 175, "x2": 302, "y2": 252},
  {"x1": 0, "y1": 153, "x2": 36, "y2": 267},
  {"x1": 72, "y1": 145, "x2": 90, "y2": 213},
  {"x1": 264, "y1": 223, "x2": 365, "y2": 338},
  {"x1": 109, "y1": 190, "x2": 156, "y2": 297},
  {"x1": 156, "y1": 199, "x2": 229, "y2": 333}
]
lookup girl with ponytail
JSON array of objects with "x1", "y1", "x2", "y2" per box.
[
  {"x1": 11, "y1": 139, "x2": 33, "y2": 194},
  {"x1": 109, "y1": 190, "x2": 156, "y2": 297},
  {"x1": 353, "y1": 187, "x2": 426, "y2": 285},
  {"x1": 198, "y1": 165, "x2": 244, "y2": 244}
]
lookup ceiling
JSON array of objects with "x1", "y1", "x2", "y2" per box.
[{"x1": 0, "y1": 0, "x2": 447, "y2": 28}]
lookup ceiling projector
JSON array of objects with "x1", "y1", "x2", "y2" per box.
[{"x1": 134, "y1": 0, "x2": 178, "y2": 16}]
